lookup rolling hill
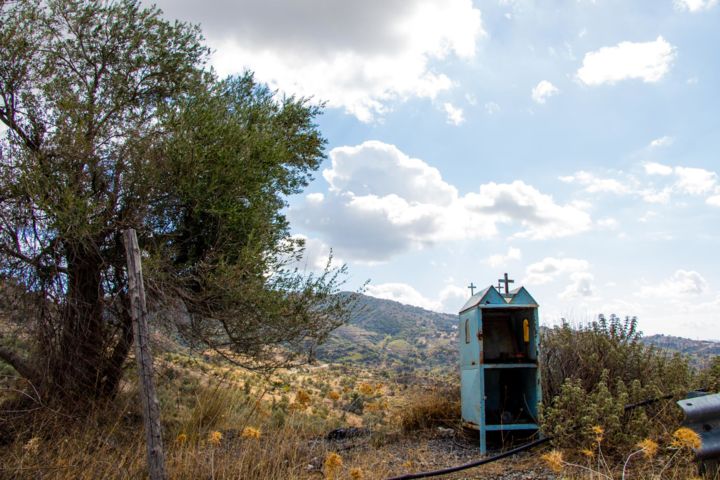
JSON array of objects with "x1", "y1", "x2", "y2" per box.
[
  {"x1": 316, "y1": 293, "x2": 459, "y2": 371},
  {"x1": 318, "y1": 293, "x2": 720, "y2": 372}
]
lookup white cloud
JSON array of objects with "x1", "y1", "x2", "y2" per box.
[
  {"x1": 366, "y1": 283, "x2": 439, "y2": 310},
  {"x1": 438, "y1": 285, "x2": 470, "y2": 312},
  {"x1": 674, "y1": 0, "x2": 718, "y2": 12},
  {"x1": 531, "y1": 80, "x2": 560, "y2": 104},
  {"x1": 524, "y1": 257, "x2": 590, "y2": 285},
  {"x1": 673, "y1": 166, "x2": 717, "y2": 195},
  {"x1": 708, "y1": 190, "x2": 720, "y2": 207},
  {"x1": 641, "y1": 188, "x2": 672, "y2": 204},
  {"x1": 559, "y1": 170, "x2": 630, "y2": 194},
  {"x1": 484, "y1": 101, "x2": 501, "y2": 115},
  {"x1": 465, "y1": 182, "x2": 593, "y2": 240},
  {"x1": 649, "y1": 136, "x2": 674, "y2": 148},
  {"x1": 292, "y1": 141, "x2": 592, "y2": 261},
  {"x1": 559, "y1": 272, "x2": 596, "y2": 300},
  {"x1": 597, "y1": 217, "x2": 619, "y2": 230},
  {"x1": 644, "y1": 162, "x2": 673, "y2": 176},
  {"x1": 639, "y1": 211, "x2": 658, "y2": 223},
  {"x1": 153, "y1": 0, "x2": 485, "y2": 122},
  {"x1": 577, "y1": 36, "x2": 676, "y2": 86},
  {"x1": 289, "y1": 235, "x2": 343, "y2": 271},
  {"x1": 365, "y1": 282, "x2": 467, "y2": 312},
  {"x1": 443, "y1": 102, "x2": 465, "y2": 126},
  {"x1": 562, "y1": 164, "x2": 718, "y2": 206},
  {"x1": 639, "y1": 270, "x2": 709, "y2": 298},
  {"x1": 486, "y1": 247, "x2": 522, "y2": 268},
  {"x1": 323, "y1": 141, "x2": 457, "y2": 205}
]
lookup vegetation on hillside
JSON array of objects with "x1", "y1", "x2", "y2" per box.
[{"x1": 316, "y1": 293, "x2": 457, "y2": 372}]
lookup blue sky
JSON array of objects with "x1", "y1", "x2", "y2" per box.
[{"x1": 153, "y1": 0, "x2": 720, "y2": 339}]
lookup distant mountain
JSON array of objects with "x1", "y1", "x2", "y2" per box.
[
  {"x1": 316, "y1": 293, "x2": 459, "y2": 372},
  {"x1": 317, "y1": 294, "x2": 720, "y2": 372}
]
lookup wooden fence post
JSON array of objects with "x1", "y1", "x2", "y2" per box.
[{"x1": 124, "y1": 229, "x2": 167, "y2": 480}]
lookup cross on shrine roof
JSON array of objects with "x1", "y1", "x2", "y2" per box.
[{"x1": 498, "y1": 273, "x2": 514, "y2": 295}]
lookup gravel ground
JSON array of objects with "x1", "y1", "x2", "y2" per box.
[{"x1": 322, "y1": 428, "x2": 559, "y2": 479}]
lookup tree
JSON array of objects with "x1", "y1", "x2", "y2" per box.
[{"x1": 0, "y1": 0, "x2": 349, "y2": 405}]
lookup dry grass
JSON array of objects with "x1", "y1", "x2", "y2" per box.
[
  {"x1": 398, "y1": 386, "x2": 460, "y2": 433},
  {"x1": 0, "y1": 355, "x2": 707, "y2": 480}
]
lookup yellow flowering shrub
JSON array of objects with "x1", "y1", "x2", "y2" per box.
[
  {"x1": 208, "y1": 430, "x2": 222, "y2": 446},
  {"x1": 672, "y1": 427, "x2": 701, "y2": 450},
  {"x1": 541, "y1": 450, "x2": 564, "y2": 473},
  {"x1": 358, "y1": 383, "x2": 374, "y2": 396},
  {"x1": 323, "y1": 452, "x2": 343, "y2": 479},
  {"x1": 637, "y1": 438, "x2": 659, "y2": 458},
  {"x1": 241, "y1": 427, "x2": 261, "y2": 439}
]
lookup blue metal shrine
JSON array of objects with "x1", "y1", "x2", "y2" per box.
[{"x1": 459, "y1": 274, "x2": 541, "y2": 453}]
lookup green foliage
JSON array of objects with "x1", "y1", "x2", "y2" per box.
[
  {"x1": 0, "y1": 0, "x2": 351, "y2": 403},
  {"x1": 698, "y1": 355, "x2": 720, "y2": 392},
  {"x1": 540, "y1": 316, "x2": 693, "y2": 458},
  {"x1": 540, "y1": 315, "x2": 693, "y2": 402},
  {"x1": 540, "y1": 374, "x2": 651, "y2": 456}
]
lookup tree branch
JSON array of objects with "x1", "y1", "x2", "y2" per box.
[{"x1": 0, "y1": 340, "x2": 40, "y2": 383}]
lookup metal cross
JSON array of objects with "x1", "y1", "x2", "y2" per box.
[
  {"x1": 468, "y1": 282, "x2": 476, "y2": 296},
  {"x1": 498, "y1": 273, "x2": 514, "y2": 295}
]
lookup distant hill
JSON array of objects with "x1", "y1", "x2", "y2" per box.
[
  {"x1": 317, "y1": 294, "x2": 720, "y2": 372},
  {"x1": 316, "y1": 293, "x2": 459, "y2": 372},
  {"x1": 642, "y1": 334, "x2": 720, "y2": 368}
]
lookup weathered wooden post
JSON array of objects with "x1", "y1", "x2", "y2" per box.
[{"x1": 124, "y1": 229, "x2": 167, "y2": 480}]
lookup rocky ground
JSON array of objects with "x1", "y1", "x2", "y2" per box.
[{"x1": 316, "y1": 427, "x2": 558, "y2": 479}]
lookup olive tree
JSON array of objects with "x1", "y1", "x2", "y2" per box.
[{"x1": 0, "y1": 0, "x2": 349, "y2": 405}]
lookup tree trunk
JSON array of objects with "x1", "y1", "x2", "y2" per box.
[{"x1": 45, "y1": 240, "x2": 133, "y2": 401}]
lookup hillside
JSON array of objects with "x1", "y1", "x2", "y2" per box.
[
  {"x1": 316, "y1": 293, "x2": 459, "y2": 372},
  {"x1": 642, "y1": 334, "x2": 720, "y2": 368},
  {"x1": 317, "y1": 294, "x2": 720, "y2": 372}
]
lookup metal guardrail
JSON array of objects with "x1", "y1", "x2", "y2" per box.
[{"x1": 677, "y1": 392, "x2": 720, "y2": 461}]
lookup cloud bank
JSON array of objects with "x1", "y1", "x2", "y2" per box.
[
  {"x1": 153, "y1": 0, "x2": 485, "y2": 122},
  {"x1": 291, "y1": 141, "x2": 592, "y2": 262}
]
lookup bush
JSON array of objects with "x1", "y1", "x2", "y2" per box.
[
  {"x1": 540, "y1": 315, "x2": 694, "y2": 402},
  {"x1": 398, "y1": 387, "x2": 460, "y2": 433},
  {"x1": 539, "y1": 316, "x2": 694, "y2": 459}
]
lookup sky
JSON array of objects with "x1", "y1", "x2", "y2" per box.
[{"x1": 151, "y1": 0, "x2": 720, "y2": 339}]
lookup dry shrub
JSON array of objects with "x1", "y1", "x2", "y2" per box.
[
  {"x1": 0, "y1": 414, "x2": 330, "y2": 479},
  {"x1": 0, "y1": 376, "x2": 345, "y2": 480},
  {"x1": 178, "y1": 382, "x2": 250, "y2": 441},
  {"x1": 397, "y1": 387, "x2": 459, "y2": 433}
]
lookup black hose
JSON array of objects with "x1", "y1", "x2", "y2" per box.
[
  {"x1": 384, "y1": 390, "x2": 684, "y2": 480},
  {"x1": 623, "y1": 393, "x2": 674, "y2": 411},
  {"x1": 385, "y1": 436, "x2": 551, "y2": 480}
]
